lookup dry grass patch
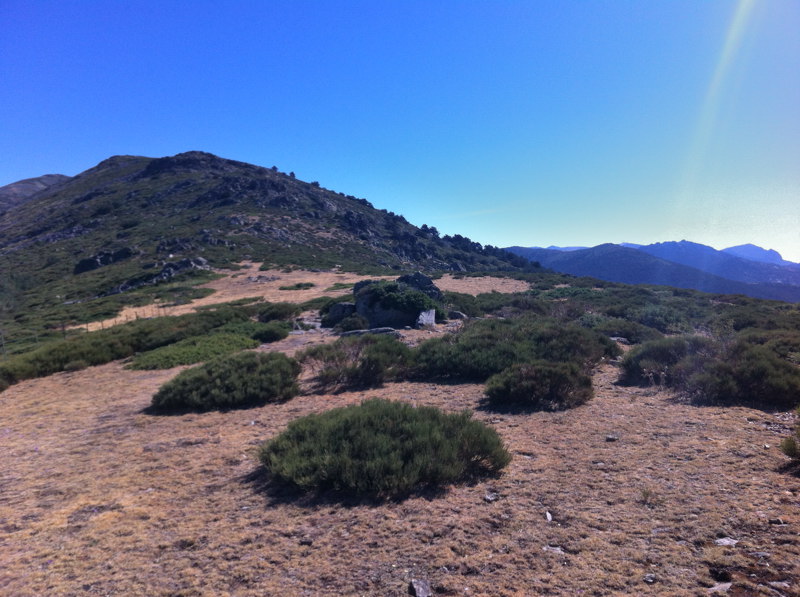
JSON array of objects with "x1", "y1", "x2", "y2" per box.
[{"x1": 1, "y1": 358, "x2": 799, "y2": 595}]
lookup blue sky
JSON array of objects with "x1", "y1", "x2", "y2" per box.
[{"x1": 2, "y1": 1, "x2": 799, "y2": 260}]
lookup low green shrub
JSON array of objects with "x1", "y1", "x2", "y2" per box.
[
  {"x1": 251, "y1": 322, "x2": 290, "y2": 343},
  {"x1": 256, "y1": 302, "x2": 300, "y2": 323},
  {"x1": 279, "y1": 282, "x2": 315, "y2": 290},
  {"x1": 129, "y1": 333, "x2": 259, "y2": 370},
  {"x1": 0, "y1": 306, "x2": 253, "y2": 387},
  {"x1": 579, "y1": 315, "x2": 663, "y2": 344},
  {"x1": 685, "y1": 343, "x2": 800, "y2": 409},
  {"x1": 299, "y1": 334, "x2": 411, "y2": 390},
  {"x1": 413, "y1": 317, "x2": 619, "y2": 382},
  {"x1": 620, "y1": 336, "x2": 716, "y2": 385},
  {"x1": 335, "y1": 314, "x2": 369, "y2": 332},
  {"x1": 150, "y1": 351, "x2": 300, "y2": 412},
  {"x1": 259, "y1": 398, "x2": 511, "y2": 497},
  {"x1": 485, "y1": 361, "x2": 593, "y2": 410},
  {"x1": 623, "y1": 336, "x2": 800, "y2": 409}
]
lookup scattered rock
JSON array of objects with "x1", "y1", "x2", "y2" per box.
[
  {"x1": 448, "y1": 310, "x2": 468, "y2": 320},
  {"x1": 484, "y1": 491, "x2": 499, "y2": 503},
  {"x1": 339, "y1": 327, "x2": 401, "y2": 338},
  {"x1": 714, "y1": 537, "x2": 738, "y2": 547},
  {"x1": 416, "y1": 309, "x2": 436, "y2": 327},
  {"x1": 605, "y1": 434, "x2": 619, "y2": 442},
  {"x1": 708, "y1": 582, "x2": 732, "y2": 594},
  {"x1": 768, "y1": 581, "x2": 791, "y2": 590},
  {"x1": 542, "y1": 545, "x2": 565, "y2": 555},
  {"x1": 643, "y1": 574, "x2": 657, "y2": 584},
  {"x1": 768, "y1": 518, "x2": 786, "y2": 525},
  {"x1": 298, "y1": 537, "x2": 313, "y2": 546},
  {"x1": 545, "y1": 511, "x2": 553, "y2": 522},
  {"x1": 408, "y1": 578, "x2": 432, "y2": 597}
]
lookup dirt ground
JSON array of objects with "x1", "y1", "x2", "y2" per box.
[
  {"x1": 3, "y1": 273, "x2": 799, "y2": 596},
  {"x1": 79, "y1": 265, "x2": 529, "y2": 332}
]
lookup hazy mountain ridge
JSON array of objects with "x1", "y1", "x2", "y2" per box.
[
  {"x1": 505, "y1": 243, "x2": 800, "y2": 302},
  {"x1": 0, "y1": 173, "x2": 71, "y2": 214},
  {"x1": 637, "y1": 240, "x2": 800, "y2": 285}
]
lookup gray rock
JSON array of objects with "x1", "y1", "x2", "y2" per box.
[
  {"x1": 408, "y1": 578, "x2": 432, "y2": 597},
  {"x1": 448, "y1": 310, "x2": 468, "y2": 320},
  {"x1": 339, "y1": 327, "x2": 401, "y2": 338},
  {"x1": 714, "y1": 537, "x2": 738, "y2": 547},
  {"x1": 605, "y1": 434, "x2": 620, "y2": 442},
  {"x1": 416, "y1": 309, "x2": 436, "y2": 327}
]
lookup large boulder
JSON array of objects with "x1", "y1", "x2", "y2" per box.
[
  {"x1": 354, "y1": 279, "x2": 440, "y2": 329},
  {"x1": 396, "y1": 272, "x2": 443, "y2": 301}
]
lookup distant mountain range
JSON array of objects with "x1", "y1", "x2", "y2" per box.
[{"x1": 506, "y1": 241, "x2": 800, "y2": 302}]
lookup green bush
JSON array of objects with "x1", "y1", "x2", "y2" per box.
[
  {"x1": 485, "y1": 361, "x2": 593, "y2": 410},
  {"x1": 335, "y1": 314, "x2": 369, "y2": 332},
  {"x1": 686, "y1": 343, "x2": 800, "y2": 409},
  {"x1": 623, "y1": 336, "x2": 800, "y2": 409},
  {"x1": 128, "y1": 333, "x2": 259, "y2": 370},
  {"x1": 251, "y1": 322, "x2": 290, "y2": 343},
  {"x1": 279, "y1": 282, "x2": 315, "y2": 290},
  {"x1": 299, "y1": 334, "x2": 411, "y2": 390},
  {"x1": 413, "y1": 317, "x2": 619, "y2": 382},
  {"x1": 355, "y1": 281, "x2": 437, "y2": 314},
  {"x1": 781, "y1": 415, "x2": 800, "y2": 460},
  {"x1": 579, "y1": 314, "x2": 663, "y2": 344},
  {"x1": 0, "y1": 306, "x2": 252, "y2": 387},
  {"x1": 259, "y1": 398, "x2": 511, "y2": 497},
  {"x1": 620, "y1": 336, "x2": 716, "y2": 385},
  {"x1": 256, "y1": 302, "x2": 300, "y2": 323},
  {"x1": 150, "y1": 351, "x2": 300, "y2": 412}
]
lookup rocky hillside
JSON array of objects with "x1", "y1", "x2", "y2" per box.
[{"x1": 0, "y1": 152, "x2": 535, "y2": 337}]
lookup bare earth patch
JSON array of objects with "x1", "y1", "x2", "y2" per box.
[
  {"x1": 2, "y1": 355, "x2": 798, "y2": 596},
  {"x1": 79, "y1": 268, "x2": 527, "y2": 332}
]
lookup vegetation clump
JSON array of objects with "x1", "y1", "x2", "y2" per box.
[
  {"x1": 485, "y1": 361, "x2": 593, "y2": 410},
  {"x1": 259, "y1": 398, "x2": 511, "y2": 498},
  {"x1": 413, "y1": 317, "x2": 619, "y2": 382},
  {"x1": 128, "y1": 333, "x2": 259, "y2": 370},
  {"x1": 622, "y1": 336, "x2": 800, "y2": 409},
  {"x1": 298, "y1": 334, "x2": 411, "y2": 390},
  {"x1": 150, "y1": 351, "x2": 300, "y2": 412}
]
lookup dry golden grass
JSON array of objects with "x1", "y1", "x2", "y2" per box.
[{"x1": 3, "y1": 274, "x2": 799, "y2": 596}]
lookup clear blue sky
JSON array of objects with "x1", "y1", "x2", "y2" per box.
[{"x1": 2, "y1": 1, "x2": 798, "y2": 260}]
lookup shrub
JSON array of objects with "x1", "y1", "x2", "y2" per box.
[
  {"x1": 251, "y1": 322, "x2": 290, "y2": 343},
  {"x1": 335, "y1": 314, "x2": 369, "y2": 332},
  {"x1": 781, "y1": 415, "x2": 800, "y2": 460},
  {"x1": 279, "y1": 282, "x2": 315, "y2": 290},
  {"x1": 485, "y1": 361, "x2": 594, "y2": 410},
  {"x1": 620, "y1": 336, "x2": 716, "y2": 385},
  {"x1": 128, "y1": 333, "x2": 259, "y2": 370},
  {"x1": 413, "y1": 317, "x2": 619, "y2": 382},
  {"x1": 256, "y1": 302, "x2": 300, "y2": 323},
  {"x1": 686, "y1": 343, "x2": 800, "y2": 409},
  {"x1": 150, "y1": 351, "x2": 300, "y2": 412},
  {"x1": 623, "y1": 336, "x2": 800, "y2": 409},
  {"x1": 259, "y1": 398, "x2": 511, "y2": 497},
  {"x1": 299, "y1": 334, "x2": 411, "y2": 390},
  {"x1": 580, "y1": 315, "x2": 663, "y2": 344}
]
